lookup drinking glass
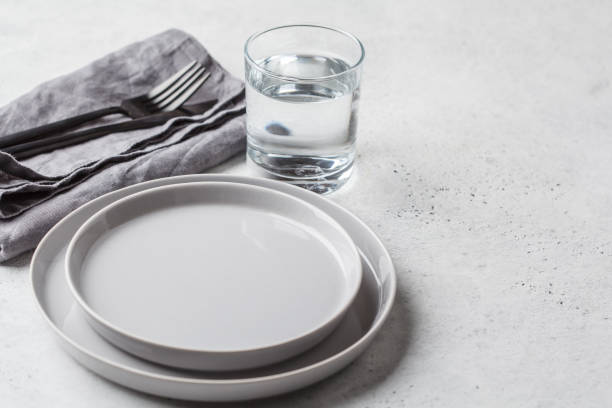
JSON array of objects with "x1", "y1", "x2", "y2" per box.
[{"x1": 244, "y1": 25, "x2": 365, "y2": 194}]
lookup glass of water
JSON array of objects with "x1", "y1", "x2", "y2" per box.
[{"x1": 244, "y1": 25, "x2": 364, "y2": 194}]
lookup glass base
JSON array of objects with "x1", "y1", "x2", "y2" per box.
[{"x1": 246, "y1": 146, "x2": 354, "y2": 195}]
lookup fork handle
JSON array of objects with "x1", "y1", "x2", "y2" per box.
[
  {"x1": 6, "y1": 110, "x2": 186, "y2": 160},
  {"x1": 0, "y1": 106, "x2": 125, "y2": 149}
]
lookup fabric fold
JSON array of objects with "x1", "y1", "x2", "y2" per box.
[{"x1": 0, "y1": 29, "x2": 246, "y2": 261}]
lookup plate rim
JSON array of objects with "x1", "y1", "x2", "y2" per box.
[
  {"x1": 30, "y1": 174, "x2": 396, "y2": 385},
  {"x1": 64, "y1": 180, "x2": 363, "y2": 356}
]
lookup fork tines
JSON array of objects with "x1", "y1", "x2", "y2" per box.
[{"x1": 145, "y1": 60, "x2": 210, "y2": 112}]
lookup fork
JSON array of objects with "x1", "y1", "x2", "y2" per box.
[
  {"x1": 5, "y1": 99, "x2": 219, "y2": 160},
  {"x1": 0, "y1": 60, "x2": 210, "y2": 149}
]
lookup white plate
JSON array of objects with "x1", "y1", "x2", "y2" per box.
[
  {"x1": 65, "y1": 181, "x2": 362, "y2": 371},
  {"x1": 31, "y1": 175, "x2": 396, "y2": 402}
]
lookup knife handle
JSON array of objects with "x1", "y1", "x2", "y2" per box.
[
  {"x1": 6, "y1": 110, "x2": 183, "y2": 160},
  {"x1": 0, "y1": 106, "x2": 125, "y2": 149}
]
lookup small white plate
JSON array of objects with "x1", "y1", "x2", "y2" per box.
[
  {"x1": 31, "y1": 175, "x2": 396, "y2": 401},
  {"x1": 65, "y1": 181, "x2": 362, "y2": 371}
]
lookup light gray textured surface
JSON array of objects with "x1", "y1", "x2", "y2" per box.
[{"x1": 1, "y1": 0, "x2": 611, "y2": 407}]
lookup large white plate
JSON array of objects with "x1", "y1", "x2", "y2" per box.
[
  {"x1": 31, "y1": 175, "x2": 396, "y2": 402},
  {"x1": 65, "y1": 181, "x2": 362, "y2": 371}
]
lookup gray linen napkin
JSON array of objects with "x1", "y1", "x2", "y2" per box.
[{"x1": 0, "y1": 29, "x2": 246, "y2": 261}]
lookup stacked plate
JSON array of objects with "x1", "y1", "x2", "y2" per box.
[{"x1": 31, "y1": 175, "x2": 396, "y2": 402}]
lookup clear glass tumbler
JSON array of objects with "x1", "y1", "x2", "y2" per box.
[{"x1": 244, "y1": 25, "x2": 364, "y2": 194}]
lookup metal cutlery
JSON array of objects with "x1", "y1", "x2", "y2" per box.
[
  {"x1": 0, "y1": 60, "x2": 210, "y2": 149},
  {"x1": 6, "y1": 99, "x2": 218, "y2": 160}
]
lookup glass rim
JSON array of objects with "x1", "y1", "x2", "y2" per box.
[{"x1": 244, "y1": 24, "x2": 365, "y2": 82}]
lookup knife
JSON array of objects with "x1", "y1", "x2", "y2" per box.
[{"x1": 5, "y1": 99, "x2": 218, "y2": 160}]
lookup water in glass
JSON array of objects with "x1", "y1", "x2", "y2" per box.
[{"x1": 246, "y1": 54, "x2": 360, "y2": 193}]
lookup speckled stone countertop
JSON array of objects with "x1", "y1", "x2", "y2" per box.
[{"x1": 1, "y1": 1, "x2": 611, "y2": 407}]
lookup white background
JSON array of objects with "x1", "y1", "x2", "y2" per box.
[{"x1": 1, "y1": 0, "x2": 611, "y2": 406}]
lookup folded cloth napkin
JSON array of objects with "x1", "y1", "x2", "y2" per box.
[{"x1": 0, "y1": 29, "x2": 246, "y2": 261}]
